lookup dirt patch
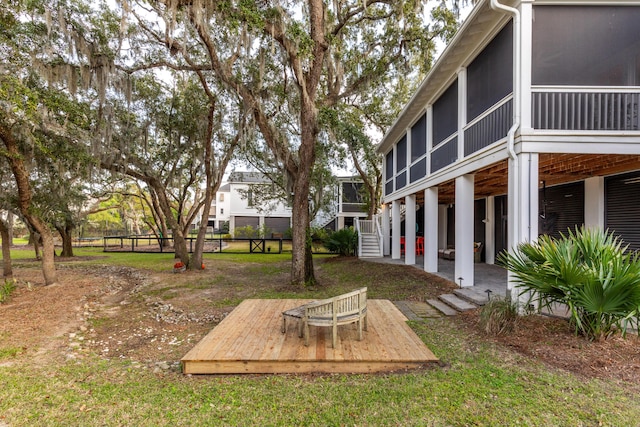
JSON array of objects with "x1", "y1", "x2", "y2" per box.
[
  {"x1": 457, "y1": 310, "x2": 640, "y2": 383},
  {"x1": 2, "y1": 257, "x2": 640, "y2": 383}
]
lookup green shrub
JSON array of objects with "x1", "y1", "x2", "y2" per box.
[
  {"x1": 478, "y1": 297, "x2": 518, "y2": 335},
  {"x1": 498, "y1": 227, "x2": 640, "y2": 341},
  {"x1": 234, "y1": 225, "x2": 257, "y2": 238},
  {"x1": 233, "y1": 225, "x2": 272, "y2": 238},
  {"x1": 323, "y1": 227, "x2": 358, "y2": 256},
  {"x1": 0, "y1": 279, "x2": 16, "y2": 304}
]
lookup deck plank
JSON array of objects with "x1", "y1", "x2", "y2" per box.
[{"x1": 182, "y1": 299, "x2": 437, "y2": 374}]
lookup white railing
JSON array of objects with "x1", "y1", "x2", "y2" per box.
[
  {"x1": 375, "y1": 215, "x2": 383, "y2": 256},
  {"x1": 355, "y1": 216, "x2": 383, "y2": 257},
  {"x1": 358, "y1": 219, "x2": 376, "y2": 234},
  {"x1": 532, "y1": 87, "x2": 640, "y2": 131},
  {"x1": 354, "y1": 219, "x2": 362, "y2": 257}
]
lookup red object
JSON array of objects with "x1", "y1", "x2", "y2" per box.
[
  {"x1": 416, "y1": 237, "x2": 424, "y2": 255},
  {"x1": 400, "y1": 237, "x2": 406, "y2": 255}
]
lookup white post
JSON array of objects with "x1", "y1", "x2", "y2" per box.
[
  {"x1": 438, "y1": 204, "x2": 448, "y2": 251},
  {"x1": 405, "y1": 195, "x2": 416, "y2": 265},
  {"x1": 455, "y1": 174, "x2": 475, "y2": 287},
  {"x1": 392, "y1": 200, "x2": 402, "y2": 259},
  {"x1": 457, "y1": 68, "x2": 467, "y2": 161},
  {"x1": 382, "y1": 203, "x2": 391, "y2": 256},
  {"x1": 424, "y1": 187, "x2": 439, "y2": 272},
  {"x1": 584, "y1": 177, "x2": 605, "y2": 229},
  {"x1": 485, "y1": 196, "x2": 496, "y2": 265},
  {"x1": 507, "y1": 153, "x2": 539, "y2": 303}
]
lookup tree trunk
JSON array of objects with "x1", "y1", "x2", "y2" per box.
[
  {"x1": 191, "y1": 105, "x2": 216, "y2": 271},
  {"x1": 291, "y1": 98, "x2": 318, "y2": 286},
  {"x1": 148, "y1": 178, "x2": 190, "y2": 266},
  {"x1": 0, "y1": 218, "x2": 13, "y2": 279},
  {"x1": 30, "y1": 231, "x2": 42, "y2": 260},
  {"x1": 290, "y1": 186, "x2": 314, "y2": 286},
  {"x1": 56, "y1": 222, "x2": 75, "y2": 257},
  {"x1": 149, "y1": 188, "x2": 170, "y2": 249},
  {"x1": 7, "y1": 211, "x2": 14, "y2": 245},
  {"x1": 1, "y1": 124, "x2": 57, "y2": 285}
]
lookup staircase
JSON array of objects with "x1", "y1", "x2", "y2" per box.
[
  {"x1": 355, "y1": 217, "x2": 383, "y2": 258},
  {"x1": 396, "y1": 287, "x2": 495, "y2": 319},
  {"x1": 359, "y1": 233, "x2": 382, "y2": 257}
]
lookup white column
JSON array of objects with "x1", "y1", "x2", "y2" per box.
[
  {"x1": 382, "y1": 203, "x2": 391, "y2": 256},
  {"x1": 438, "y1": 204, "x2": 448, "y2": 251},
  {"x1": 455, "y1": 175, "x2": 475, "y2": 287},
  {"x1": 424, "y1": 187, "x2": 439, "y2": 272},
  {"x1": 391, "y1": 200, "x2": 401, "y2": 259},
  {"x1": 457, "y1": 68, "x2": 467, "y2": 161},
  {"x1": 405, "y1": 195, "x2": 416, "y2": 265},
  {"x1": 584, "y1": 177, "x2": 605, "y2": 229},
  {"x1": 519, "y1": 1, "x2": 533, "y2": 132},
  {"x1": 338, "y1": 216, "x2": 345, "y2": 230},
  {"x1": 507, "y1": 153, "x2": 539, "y2": 302},
  {"x1": 485, "y1": 196, "x2": 496, "y2": 265}
]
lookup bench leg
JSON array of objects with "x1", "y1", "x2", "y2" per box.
[
  {"x1": 332, "y1": 324, "x2": 337, "y2": 348},
  {"x1": 304, "y1": 322, "x2": 310, "y2": 346}
]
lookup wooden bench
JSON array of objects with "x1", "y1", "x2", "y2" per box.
[{"x1": 281, "y1": 288, "x2": 368, "y2": 348}]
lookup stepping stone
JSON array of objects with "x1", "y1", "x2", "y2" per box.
[
  {"x1": 405, "y1": 301, "x2": 442, "y2": 319},
  {"x1": 454, "y1": 288, "x2": 492, "y2": 306},
  {"x1": 438, "y1": 294, "x2": 477, "y2": 311},
  {"x1": 393, "y1": 301, "x2": 422, "y2": 321},
  {"x1": 426, "y1": 299, "x2": 458, "y2": 316}
]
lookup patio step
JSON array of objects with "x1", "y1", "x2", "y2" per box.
[
  {"x1": 453, "y1": 288, "x2": 493, "y2": 306},
  {"x1": 438, "y1": 294, "x2": 478, "y2": 312},
  {"x1": 426, "y1": 299, "x2": 459, "y2": 316}
]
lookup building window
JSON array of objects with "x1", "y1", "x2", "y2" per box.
[
  {"x1": 396, "y1": 135, "x2": 407, "y2": 171},
  {"x1": 467, "y1": 20, "x2": 513, "y2": 121},
  {"x1": 532, "y1": 5, "x2": 640, "y2": 86},
  {"x1": 411, "y1": 113, "x2": 427, "y2": 162},
  {"x1": 219, "y1": 193, "x2": 225, "y2": 202},
  {"x1": 247, "y1": 189, "x2": 254, "y2": 207},
  {"x1": 433, "y1": 79, "x2": 458, "y2": 147}
]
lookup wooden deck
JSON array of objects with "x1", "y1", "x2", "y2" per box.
[{"x1": 181, "y1": 299, "x2": 438, "y2": 374}]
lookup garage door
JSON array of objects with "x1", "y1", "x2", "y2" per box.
[
  {"x1": 265, "y1": 217, "x2": 291, "y2": 234},
  {"x1": 606, "y1": 171, "x2": 640, "y2": 251},
  {"x1": 234, "y1": 216, "x2": 260, "y2": 229},
  {"x1": 538, "y1": 181, "x2": 584, "y2": 240}
]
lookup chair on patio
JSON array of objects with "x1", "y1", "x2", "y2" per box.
[{"x1": 281, "y1": 287, "x2": 368, "y2": 348}]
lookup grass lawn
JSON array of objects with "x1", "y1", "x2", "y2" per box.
[{"x1": 0, "y1": 247, "x2": 639, "y2": 426}]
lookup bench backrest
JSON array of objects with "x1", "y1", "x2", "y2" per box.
[{"x1": 305, "y1": 287, "x2": 367, "y2": 320}]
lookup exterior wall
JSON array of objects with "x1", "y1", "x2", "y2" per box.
[
  {"x1": 215, "y1": 190, "x2": 231, "y2": 228},
  {"x1": 381, "y1": 2, "x2": 640, "y2": 205},
  {"x1": 376, "y1": 0, "x2": 640, "y2": 286}
]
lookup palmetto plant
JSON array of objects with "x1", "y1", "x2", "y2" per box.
[
  {"x1": 498, "y1": 227, "x2": 640, "y2": 341},
  {"x1": 323, "y1": 227, "x2": 358, "y2": 256}
]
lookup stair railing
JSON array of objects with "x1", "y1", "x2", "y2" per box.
[
  {"x1": 354, "y1": 218, "x2": 362, "y2": 257},
  {"x1": 374, "y1": 214, "x2": 383, "y2": 257}
]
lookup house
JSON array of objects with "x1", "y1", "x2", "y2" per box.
[
  {"x1": 374, "y1": 0, "x2": 640, "y2": 299},
  {"x1": 314, "y1": 177, "x2": 369, "y2": 231},
  {"x1": 224, "y1": 171, "x2": 292, "y2": 237}
]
